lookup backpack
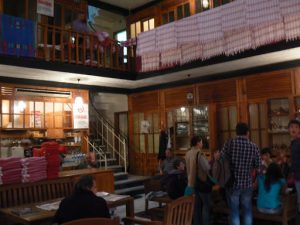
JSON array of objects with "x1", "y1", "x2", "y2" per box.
[
  {"x1": 212, "y1": 139, "x2": 233, "y2": 188},
  {"x1": 212, "y1": 157, "x2": 231, "y2": 188}
]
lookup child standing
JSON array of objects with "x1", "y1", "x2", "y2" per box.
[{"x1": 288, "y1": 119, "x2": 300, "y2": 213}]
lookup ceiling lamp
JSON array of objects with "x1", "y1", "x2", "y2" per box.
[
  {"x1": 202, "y1": 0, "x2": 209, "y2": 9},
  {"x1": 74, "y1": 79, "x2": 84, "y2": 111}
]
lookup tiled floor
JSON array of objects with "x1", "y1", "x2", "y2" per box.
[{"x1": 114, "y1": 195, "x2": 300, "y2": 225}]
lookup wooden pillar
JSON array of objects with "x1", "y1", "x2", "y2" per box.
[
  {"x1": 127, "y1": 96, "x2": 135, "y2": 173},
  {"x1": 209, "y1": 103, "x2": 217, "y2": 151}
]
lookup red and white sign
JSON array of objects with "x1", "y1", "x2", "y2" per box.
[
  {"x1": 37, "y1": 0, "x2": 54, "y2": 17},
  {"x1": 73, "y1": 104, "x2": 89, "y2": 129}
]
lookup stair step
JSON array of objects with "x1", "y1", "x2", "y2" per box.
[
  {"x1": 114, "y1": 185, "x2": 144, "y2": 196},
  {"x1": 114, "y1": 172, "x2": 128, "y2": 181},
  {"x1": 106, "y1": 165, "x2": 124, "y2": 173}
]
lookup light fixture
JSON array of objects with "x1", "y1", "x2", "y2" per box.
[
  {"x1": 74, "y1": 79, "x2": 84, "y2": 111},
  {"x1": 180, "y1": 107, "x2": 186, "y2": 112},
  {"x1": 202, "y1": 0, "x2": 209, "y2": 9}
]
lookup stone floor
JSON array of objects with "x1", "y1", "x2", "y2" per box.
[{"x1": 113, "y1": 195, "x2": 300, "y2": 225}]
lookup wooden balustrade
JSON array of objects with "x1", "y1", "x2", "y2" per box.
[{"x1": 36, "y1": 23, "x2": 136, "y2": 72}]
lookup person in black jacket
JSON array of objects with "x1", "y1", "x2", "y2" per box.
[
  {"x1": 288, "y1": 119, "x2": 300, "y2": 213},
  {"x1": 52, "y1": 175, "x2": 110, "y2": 224},
  {"x1": 160, "y1": 158, "x2": 187, "y2": 199}
]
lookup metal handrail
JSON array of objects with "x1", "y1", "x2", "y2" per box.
[
  {"x1": 89, "y1": 104, "x2": 128, "y2": 173},
  {"x1": 84, "y1": 136, "x2": 107, "y2": 169}
]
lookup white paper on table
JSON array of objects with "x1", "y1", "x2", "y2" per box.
[{"x1": 36, "y1": 200, "x2": 61, "y2": 211}]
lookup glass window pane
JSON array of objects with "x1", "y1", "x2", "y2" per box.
[
  {"x1": 214, "y1": 0, "x2": 221, "y2": 7},
  {"x1": 219, "y1": 107, "x2": 228, "y2": 131},
  {"x1": 2, "y1": 100, "x2": 10, "y2": 128},
  {"x1": 45, "y1": 102, "x2": 54, "y2": 129},
  {"x1": 251, "y1": 131, "x2": 260, "y2": 146},
  {"x1": 34, "y1": 102, "x2": 44, "y2": 128},
  {"x1": 143, "y1": 20, "x2": 149, "y2": 32},
  {"x1": 130, "y1": 23, "x2": 136, "y2": 38},
  {"x1": 149, "y1": 18, "x2": 155, "y2": 30},
  {"x1": 148, "y1": 135, "x2": 154, "y2": 153},
  {"x1": 153, "y1": 113, "x2": 159, "y2": 133},
  {"x1": 134, "y1": 134, "x2": 139, "y2": 152},
  {"x1": 140, "y1": 134, "x2": 145, "y2": 153},
  {"x1": 162, "y1": 13, "x2": 168, "y2": 24},
  {"x1": 184, "y1": 3, "x2": 190, "y2": 17},
  {"x1": 259, "y1": 104, "x2": 267, "y2": 129},
  {"x1": 136, "y1": 21, "x2": 141, "y2": 35},
  {"x1": 169, "y1": 11, "x2": 175, "y2": 22},
  {"x1": 249, "y1": 104, "x2": 259, "y2": 129},
  {"x1": 154, "y1": 133, "x2": 159, "y2": 153},
  {"x1": 133, "y1": 113, "x2": 139, "y2": 133},
  {"x1": 177, "y1": 6, "x2": 183, "y2": 20},
  {"x1": 229, "y1": 106, "x2": 237, "y2": 131}
]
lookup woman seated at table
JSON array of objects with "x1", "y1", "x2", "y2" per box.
[
  {"x1": 257, "y1": 163, "x2": 287, "y2": 214},
  {"x1": 52, "y1": 175, "x2": 110, "y2": 224}
]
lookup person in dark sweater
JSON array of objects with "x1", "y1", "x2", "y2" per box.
[
  {"x1": 288, "y1": 119, "x2": 300, "y2": 213},
  {"x1": 52, "y1": 175, "x2": 110, "y2": 224},
  {"x1": 160, "y1": 158, "x2": 187, "y2": 199}
]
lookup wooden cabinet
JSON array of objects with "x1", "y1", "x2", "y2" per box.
[{"x1": 267, "y1": 98, "x2": 290, "y2": 153}]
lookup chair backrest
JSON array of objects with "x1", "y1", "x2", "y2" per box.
[
  {"x1": 144, "y1": 177, "x2": 163, "y2": 194},
  {"x1": 163, "y1": 196, "x2": 194, "y2": 225},
  {"x1": 0, "y1": 177, "x2": 74, "y2": 208},
  {"x1": 62, "y1": 217, "x2": 120, "y2": 225}
]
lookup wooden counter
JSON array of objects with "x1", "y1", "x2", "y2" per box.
[{"x1": 59, "y1": 168, "x2": 115, "y2": 193}]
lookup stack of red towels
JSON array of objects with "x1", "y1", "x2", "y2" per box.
[
  {"x1": 42, "y1": 142, "x2": 61, "y2": 179},
  {"x1": 0, "y1": 157, "x2": 22, "y2": 185},
  {"x1": 21, "y1": 157, "x2": 47, "y2": 183}
]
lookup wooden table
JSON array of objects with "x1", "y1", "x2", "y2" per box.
[{"x1": 0, "y1": 194, "x2": 134, "y2": 225}]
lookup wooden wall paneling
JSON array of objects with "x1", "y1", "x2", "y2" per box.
[
  {"x1": 197, "y1": 79, "x2": 237, "y2": 104},
  {"x1": 164, "y1": 85, "x2": 195, "y2": 108},
  {"x1": 131, "y1": 91, "x2": 159, "y2": 112},
  {"x1": 246, "y1": 71, "x2": 293, "y2": 99},
  {"x1": 127, "y1": 5, "x2": 159, "y2": 24},
  {"x1": 189, "y1": 0, "x2": 196, "y2": 15},
  {"x1": 0, "y1": 0, "x2": 3, "y2": 14},
  {"x1": 127, "y1": 96, "x2": 135, "y2": 173},
  {"x1": 236, "y1": 78, "x2": 248, "y2": 123},
  {"x1": 292, "y1": 68, "x2": 300, "y2": 95}
]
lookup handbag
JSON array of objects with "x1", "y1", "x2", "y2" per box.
[{"x1": 194, "y1": 152, "x2": 215, "y2": 192}]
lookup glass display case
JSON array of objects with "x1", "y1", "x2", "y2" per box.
[
  {"x1": 193, "y1": 106, "x2": 209, "y2": 148},
  {"x1": 167, "y1": 106, "x2": 210, "y2": 151},
  {"x1": 268, "y1": 98, "x2": 290, "y2": 154}
]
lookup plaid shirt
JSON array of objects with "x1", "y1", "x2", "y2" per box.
[{"x1": 221, "y1": 136, "x2": 261, "y2": 190}]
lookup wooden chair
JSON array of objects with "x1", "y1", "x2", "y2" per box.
[
  {"x1": 123, "y1": 196, "x2": 194, "y2": 225},
  {"x1": 144, "y1": 177, "x2": 172, "y2": 212},
  {"x1": 61, "y1": 217, "x2": 120, "y2": 225}
]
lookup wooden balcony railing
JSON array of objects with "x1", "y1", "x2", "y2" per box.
[{"x1": 36, "y1": 23, "x2": 136, "y2": 72}]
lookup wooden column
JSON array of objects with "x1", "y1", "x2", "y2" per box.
[{"x1": 127, "y1": 96, "x2": 135, "y2": 173}]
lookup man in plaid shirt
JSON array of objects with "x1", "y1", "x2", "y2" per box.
[{"x1": 220, "y1": 122, "x2": 261, "y2": 225}]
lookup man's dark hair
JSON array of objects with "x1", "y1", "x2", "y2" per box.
[
  {"x1": 173, "y1": 158, "x2": 183, "y2": 169},
  {"x1": 74, "y1": 175, "x2": 95, "y2": 194},
  {"x1": 236, "y1": 122, "x2": 249, "y2": 136},
  {"x1": 261, "y1": 147, "x2": 271, "y2": 156},
  {"x1": 288, "y1": 119, "x2": 300, "y2": 128},
  {"x1": 190, "y1": 136, "x2": 202, "y2": 147}
]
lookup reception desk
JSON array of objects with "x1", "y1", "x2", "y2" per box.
[{"x1": 59, "y1": 168, "x2": 115, "y2": 193}]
